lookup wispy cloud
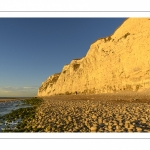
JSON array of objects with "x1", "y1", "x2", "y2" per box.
[
  {"x1": 0, "y1": 86, "x2": 39, "y2": 97},
  {"x1": 2, "y1": 90, "x2": 11, "y2": 93},
  {"x1": 23, "y1": 86, "x2": 38, "y2": 89}
]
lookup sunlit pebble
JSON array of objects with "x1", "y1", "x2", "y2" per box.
[
  {"x1": 98, "y1": 117, "x2": 103, "y2": 124},
  {"x1": 25, "y1": 97, "x2": 150, "y2": 132},
  {"x1": 129, "y1": 124, "x2": 134, "y2": 129},
  {"x1": 90, "y1": 124, "x2": 97, "y2": 132},
  {"x1": 136, "y1": 127, "x2": 143, "y2": 132},
  {"x1": 141, "y1": 118, "x2": 147, "y2": 124}
]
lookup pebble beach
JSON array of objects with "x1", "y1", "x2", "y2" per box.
[{"x1": 21, "y1": 94, "x2": 150, "y2": 132}]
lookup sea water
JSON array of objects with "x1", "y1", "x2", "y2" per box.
[{"x1": 0, "y1": 98, "x2": 31, "y2": 132}]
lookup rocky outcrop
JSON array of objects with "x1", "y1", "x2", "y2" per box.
[
  {"x1": 38, "y1": 73, "x2": 60, "y2": 96},
  {"x1": 38, "y1": 18, "x2": 150, "y2": 96}
]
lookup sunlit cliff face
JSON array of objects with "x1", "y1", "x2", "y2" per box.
[{"x1": 38, "y1": 18, "x2": 150, "y2": 96}]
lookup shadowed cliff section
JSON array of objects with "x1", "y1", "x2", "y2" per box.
[{"x1": 38, "y1": 18, "x2": 150, "y2": 96}]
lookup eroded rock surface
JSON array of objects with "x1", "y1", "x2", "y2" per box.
[{"x1": 38, "y1": 18, "x2": 150, "y2": 96}]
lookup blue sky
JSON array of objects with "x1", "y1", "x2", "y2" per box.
[{"x1": 0, "y1": 18, "x2": 126, "y2": 97}]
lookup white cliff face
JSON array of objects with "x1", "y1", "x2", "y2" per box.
[
  {"x1": 38, "y1": 18, "x2": 150, "y2": 96},
  {"x1": 38, "y1": 73, "x2": 60, "y2": 96}
]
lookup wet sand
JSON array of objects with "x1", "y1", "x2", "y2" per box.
[
  {"x1": 0, "y1": 99, "x2": 20, "y2": 103},
  {"x1": 0, "y1": 97, "x2": 31, "y2": 103}
]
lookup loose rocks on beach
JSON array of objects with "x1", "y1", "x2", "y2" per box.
[{"x1": 23, "y1": 95, "x2": 150, "y2": 132}]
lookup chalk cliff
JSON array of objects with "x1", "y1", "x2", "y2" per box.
[{"x1": 38, "y1": 18, "x2": 150, "y2": 96}]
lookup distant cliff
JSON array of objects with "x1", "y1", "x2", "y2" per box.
[{"x1": 38, "y1": 18, "x2": 150, "y2": 96}]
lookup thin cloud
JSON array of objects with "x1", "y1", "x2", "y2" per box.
[
  {"x1": 3, "y1": 90, "x2": 11, "y2": 93},
  {"x1": 0, "y1": 86, "x2": 38, "y2": 97},
  {"x1": 23, "y1": 86, "x2": 38, "y2": 89},
  {"x1": 23, "y1": 87, "x2": 33, "y2": 89}
]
